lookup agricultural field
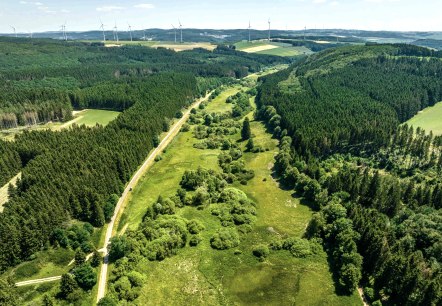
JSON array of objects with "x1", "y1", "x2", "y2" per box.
[
  {"x1": 0, "y1": 109, "x2": 120, "y2": 140},
  {"x1": 103, "y1": 40, "x2": 217, "y2": 52},
  {"x1": 235, "y1": 41, "x2": 312, "y2": 57},
  {"x1": 113, "y1": 84, "x2": 362, "y2": 305},
  {"x1": 405, "y1": 101, "x2": 442, "y2": 135}
]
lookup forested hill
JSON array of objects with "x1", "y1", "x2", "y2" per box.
[
  {"x1": 256, "y1": 44, "x2": 442, "y2": 305},
  {"x1": 0, "y1": 38, "x2": 287, "y2": 272},
  {"x1": 257, "y1": 44, "x2": 442, "y2": 156}
]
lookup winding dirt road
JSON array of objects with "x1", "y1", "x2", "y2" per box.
[{"x1": 96, "y1": 91, "x2": 212, "y2": 303}]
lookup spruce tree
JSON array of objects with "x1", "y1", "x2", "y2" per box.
[{"x1": 241, "y1": 117, "x2": 251, "y2": 141}]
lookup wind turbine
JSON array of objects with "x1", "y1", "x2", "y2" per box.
[
  {"x1": 128, "y1": 23, "x2": 133, "y2": 42},
  {"x1": 10, "y1": 26, "x2": 17, "y2": 38},
  {"x1": 99, "y1": 19, "x2": 106, "y2": 42},
  {"x1": 179, "y1": 20, "x2": 183, "y2": 43},
  {"x1": 171, "y1": 24, "x2": 177, "y2": 43},
  {"x1": 60, "y1": 22, "x2": 67, "y2": 41},
  {"x1": 268, "y1": 18, "x2": 271, "y2": 41},
  {"x1": 248, "y1": 21, "x2": 251, "y2": 42},
  {"x1": 113, "y1": 22, "x2": 119, "y2": 42}
]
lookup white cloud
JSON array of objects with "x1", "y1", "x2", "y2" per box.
[
  {"x1": 134, "y1": 3, "x2": 155, "y2": 9},
  {"x1": 313, "y1": 0, "x2": 327, "y2": 3},
  {"x1": 96, "y1": 6, "x2": 125, "y2": 12},
  {"x1": 34, "y1": 2, "x2": 43, "y2": 6},
  {"x1": 38, "y1": 6, "x2": 56, "y2": 14}
]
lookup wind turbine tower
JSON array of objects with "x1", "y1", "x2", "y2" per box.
[
  {"x1": 113, "y1": 22, "x2": 119, "y2": 42},
  {"x1": 99, "y1": 20, "x2": 106, "y2": 42},
  {"x1": 128, "y1": 24, "x2": 133, "y2": 42},
  {"x1": 248, "y1": 21, "x2": 251, "y2": 42},
  {"x1": 171, "y1": 24, "x2": 177, "y2": 43},
  {"x1": 179, "y1": 20, "x2": 183, "y2": 43},
  {"x1": 268, "y1": 18, "x2": 271, "y2": 41},
  {"x1": 10, "y1": 26, "x2": 17, "y2": 38},
  {"x1": 60, "y1": 22, "x2": 67, "y2": 41}
]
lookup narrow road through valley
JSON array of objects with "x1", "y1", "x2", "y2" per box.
[{"x1": 96, "y1": 91, "x2": 212, "y2": 303}]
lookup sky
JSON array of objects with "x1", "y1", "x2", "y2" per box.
[{"x1": 0, "y1": 0, "x2": 440, "y2": 33}]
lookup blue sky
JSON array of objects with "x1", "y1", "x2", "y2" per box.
[{"x1": 0, "y1": 0, "x2": 440, "y2": 33}]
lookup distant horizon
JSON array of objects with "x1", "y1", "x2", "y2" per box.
[
  {"x1": 2, "y1": 28, "x2": 442, "y2": 35},
  {"x1": 1, "y1": 0, "x2": 441, "y2": 33}
]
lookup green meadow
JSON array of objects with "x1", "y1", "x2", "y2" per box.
[
  {"x1": 114, "y1": 84, "x2": 362, "y2": 305},
  {"x1": 406, "y1": 101, "x2": 442, "y2": 135}
]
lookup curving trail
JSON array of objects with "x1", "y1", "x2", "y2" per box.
[{"x1": 96, "y1": 92, "x2": 212, "y2": 303}]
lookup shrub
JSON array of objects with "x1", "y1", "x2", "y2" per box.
[
  {"x1": 97, "y1": 296, "x2": 118, "y2": 306},
  {"x1": 210, "y1": 228, "x2": 240, "y2": 250},
  {"x1": 283, "y1": 237, "x2": 312, "y2": 258},
  {"x1": 187, "y1": 220, "x2": 205, "y2": 234},
  {"x1": 189, "y1": 235, "x2": 202, "y2": 247},
  {"x1": 253, "y1": 245, "x2": 270, "y2": 258}
]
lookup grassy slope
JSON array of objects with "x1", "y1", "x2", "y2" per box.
[
  {"x1": 405, "y1": 101, "x2": 442, "y2": 135},
  {"x1": 116, "y1": 85, "x2": 362, "y2": 305}
]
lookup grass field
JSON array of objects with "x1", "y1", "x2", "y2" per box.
[
  {"x1": 62, "y1": 109, "x2": 120, "y2": 128},
  {"x1": 115, "y1": 84, "x2": 362, "y2": 305},
  {"x1": 235, "y1": 41, "x2": 312, "y2": 57},
  {"x1": 406, "y1": 102, "x2": 442, "y2": 135},
  {"x1": 0, "y1": 109, "x2": 120, "y2": 140}
]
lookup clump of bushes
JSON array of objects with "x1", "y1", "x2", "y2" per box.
[
  {"x1": 210, "y1": 228, "x2": 240, "y2": 250},
  {"x1": 253, "y1": 244, "x2": 270, "y2": 260}
]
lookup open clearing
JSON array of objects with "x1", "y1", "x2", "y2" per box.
[
  {"x1": 61, "y1": 109, "x2": 120, "y2": 128},
  {"x1": 0, "y1": 109, "x2": 120, "y2": 140},
  {"x1": 115, "y1": 84, "x2": 362, "y2": 305},
  {"x1": 406, "y1": 102, "x2": 442, "y2": 135}
]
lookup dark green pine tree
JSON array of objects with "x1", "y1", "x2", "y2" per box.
[
  {"x1": 59, "y1": 274, "x2": 78, "y2": 298},
  {"x1": 241, "y1": 117, "x2": 251, "y2": 141}
]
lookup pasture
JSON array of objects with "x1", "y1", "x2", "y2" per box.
[
  {"x1": 406, "y1": 102, "x2": 442, "y2": 135},
  {"x1": 114, "y1": 84, "x2": 362, "y2": 305}
]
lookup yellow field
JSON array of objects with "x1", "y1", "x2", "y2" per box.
[{"x1": 241, "y1": 44, "x2": 279, "y2": 53}]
